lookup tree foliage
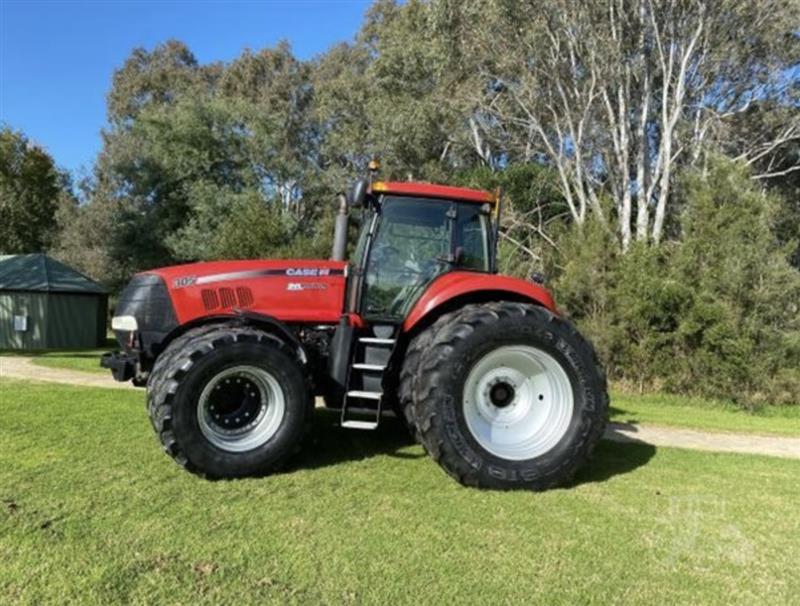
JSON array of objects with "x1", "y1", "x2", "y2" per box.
[
  {"x1": 0, "y1": 126, "x2": 68, "y2": 253},
  {"x1": 545, "y1": 158, "x2": 800, "y2": 407},
  {"x1": 463, "y1": 0, "x2": 800, "y2": 249},
  {"x1": 26, "y1": 1, "x2": 800, "y2": 408}
]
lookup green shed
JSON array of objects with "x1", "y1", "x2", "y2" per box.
[{"x1": 0, "y1": 254, "x2": 109, "y2": 350}]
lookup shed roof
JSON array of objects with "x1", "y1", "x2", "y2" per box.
[{"x1": 0, "y1": 254, "x2": 108, "y2": 294}]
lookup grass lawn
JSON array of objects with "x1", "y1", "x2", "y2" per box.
[
  {"x1": 1, "y1": 379, "x2": 798, "y2": 605},
  {"x1": 611, "y1": 391, "x2": 800, "y2": 436}
]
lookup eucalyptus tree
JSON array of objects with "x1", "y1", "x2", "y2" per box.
[{"x1": 465, "y1": 0, "x2": 800, "y2": 249}]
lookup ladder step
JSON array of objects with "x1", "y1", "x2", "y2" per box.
[
  {"x1": 347, "y1": 390, "x2": 382, "y2": 400},
  {"x1": 359, "y1": 337, "x2": 395, "y2": 345},
  {"x1": 351, "y1": 363, "x2": 386, "y2": 371},
  {"x1": 341, "y1": 420, "x2": 379, "y2": 430}
]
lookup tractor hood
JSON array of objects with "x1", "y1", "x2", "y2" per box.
[
  {"x1": 150, "y1": 259, "x2": 348, "y2": 325},
  {"x1": 149, "y1": 259, "x2": 346, "y2": 290},
  {"x1": 113, "y1": 259, "x2": 348, "y2": 349}
]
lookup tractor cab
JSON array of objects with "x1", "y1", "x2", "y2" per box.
[
  {"x1": 347, "y1": 181, "x2": 498, "y2": 321},
  {"x1": 328, "y1": 179, "x2": 502, "y2": 429}
]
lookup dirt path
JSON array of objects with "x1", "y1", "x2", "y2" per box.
[
  {"x1": 2, "y1": 355, "x2": 799, "y2": 459},
  {"x1": 0, "y1": 356, "x2": 134, "y2": 390},
  {"x1": 604, "y1": 422, "x2": 800, "y2": 460}
]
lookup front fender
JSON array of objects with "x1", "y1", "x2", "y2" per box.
[{"x1": 403, "y1": 272, "x2": 557, "y2": 333}]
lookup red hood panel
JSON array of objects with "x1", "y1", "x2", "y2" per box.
[{"x1": 145, "y1": 259, "x2": 348, "y2": 325}]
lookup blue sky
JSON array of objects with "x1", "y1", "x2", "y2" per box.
[{"x1": 0, "y1": 0, "x2": 370, "y2": 175}]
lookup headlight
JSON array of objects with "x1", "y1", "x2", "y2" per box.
[{"x1": 111, "y1": 315, "x2": 138, "y2": 331}]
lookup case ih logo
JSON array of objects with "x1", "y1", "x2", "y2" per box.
[
  {"x1": 287, "y1": 282, "x2": 327, "y2": 291},
  {"x1": 285, "y1": 268, "x2": 331, "y2": 277}
]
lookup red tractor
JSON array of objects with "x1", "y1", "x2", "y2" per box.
[{"x1": 103, "y1": 173, "x2": 608, "y2": 490}]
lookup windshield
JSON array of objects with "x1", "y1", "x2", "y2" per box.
[{"x1": 361, "y1": 196, "x2": 490, "y2": 318}]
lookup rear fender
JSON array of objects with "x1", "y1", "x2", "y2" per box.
[{"x1": 402, "y1": 272, "x2": 557, "y2": 334}]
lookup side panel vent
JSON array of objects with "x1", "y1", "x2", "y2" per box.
[
  {"x1": 201, "y1": 289, "x2": 219, "y2": 311},
  {"x1": 200, "y1": 286, "x2": 255, "y2": 311},
  {"x1": 236, "y1": 287, "x2": 254, "y2": 307},
  {"x1": 219, "y1": 288, "x2": 237, "y2": 308}
]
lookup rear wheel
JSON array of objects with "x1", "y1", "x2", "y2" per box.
[
  {"x1": 148, "y1": 325, "x2": 311, "y2": 478},
  {"x1": 412, "y1": 302, "x2": 607, "y2": 490}
]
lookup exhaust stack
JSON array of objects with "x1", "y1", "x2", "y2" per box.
[{"x1": 331, "y1": 193, "x2": 349, "y2": 261}]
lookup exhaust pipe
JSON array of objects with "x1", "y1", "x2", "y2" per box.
[{"x1": 331, "y1": 193, "x2": 349, "y2": 261}]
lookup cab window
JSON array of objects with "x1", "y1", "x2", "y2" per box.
[{"x1": 361, "y1": 197, "x2": 490, "y2": 318}]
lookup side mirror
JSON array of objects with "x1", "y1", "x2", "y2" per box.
[{"x1": 347, "y1": 179, "x2": 368, "y2": 208}]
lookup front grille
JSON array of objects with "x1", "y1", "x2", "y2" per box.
[{"x1": 113, "y1": 273, "x2": 178, "y2": 353}]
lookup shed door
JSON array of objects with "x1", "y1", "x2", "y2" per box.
[{"x1": 0, "y1": 293, "x2": 40, "y2": 349}]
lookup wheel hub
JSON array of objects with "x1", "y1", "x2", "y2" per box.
[
  {"x1": 207, "y1": 377, "x2": 264, "y2": 431},
  {"x1": 488, "y1": 379, "x2": 516, "y2": 408},
  {"x1": 197, "y1": 366, "x2": 286, "y2": 453},
  {"x1": 463, "y1": 345, "x2": 574, "y2": 460}
]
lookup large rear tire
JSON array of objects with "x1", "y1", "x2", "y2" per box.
[
  {"x1": 412, "y1": 302, "x2": 607, "y2": 490},
  {"x1": 147, "y1": 325, "x2": 311, "y2": 478}
]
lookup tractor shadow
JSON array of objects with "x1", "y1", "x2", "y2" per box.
[
  {"x1": 286, "y1": 408, "x2": 422, "y2": 472},
  {"x1": 288, "y1": 408, "x2": 657, "y2": 486},
  {"x1": 570, "y1": 439, "x2": 656, "y2": 487}
]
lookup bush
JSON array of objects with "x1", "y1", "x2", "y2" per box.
[{"x1": 545, "y1": 158, "x2": 800, "y2": 407}]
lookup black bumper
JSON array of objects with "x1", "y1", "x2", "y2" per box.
[{"x1": 101, "y1": 351, "x2": 137, "y2": 382}]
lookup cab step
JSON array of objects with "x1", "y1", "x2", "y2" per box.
[
  {"x1": 358, "y1": 337, "x2": 395, "y2": 345},
  {"x1": 341, "y1": 327, "x2": 398, "y2": 430},
  {"x1": 346, "y1": 390, "x2": 382, "y2": 400},
  {"x1": 351, "y1": 363, "x2": 386, "y2": 371},
  {"x1": 341, "y1": 419, "x2": 379, "y2": 430}
]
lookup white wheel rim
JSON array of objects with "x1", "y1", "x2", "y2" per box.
[
  {"x1": 463, "y1": 345, "x2": 574, "y2": 460},
  {"x1": 197, "y1": 365, "x2": 285, "y2": 453}
]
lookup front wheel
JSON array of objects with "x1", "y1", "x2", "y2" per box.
[
  {"x1": 411, "y1": 302, "x2": 608, "y2": 490},
  {"x1": 147, "y1": 325, "x2": 311, "y2": 478}
]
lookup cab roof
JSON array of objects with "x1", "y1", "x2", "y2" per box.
[{"x1": 371, "y1": 181, "x2": 497, "y2": 204}]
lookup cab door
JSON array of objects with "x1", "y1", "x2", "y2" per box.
[{"x1": 361, "y1": 197, "x2": 453, "y2": 320}]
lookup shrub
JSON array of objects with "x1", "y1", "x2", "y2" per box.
[{"x1": 545, "y1": 158, "x2": 800, "y2": 407}]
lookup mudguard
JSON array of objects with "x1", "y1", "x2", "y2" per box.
[{"x1": 403, "y1": 271, "x2": 557, "y2": 332}]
